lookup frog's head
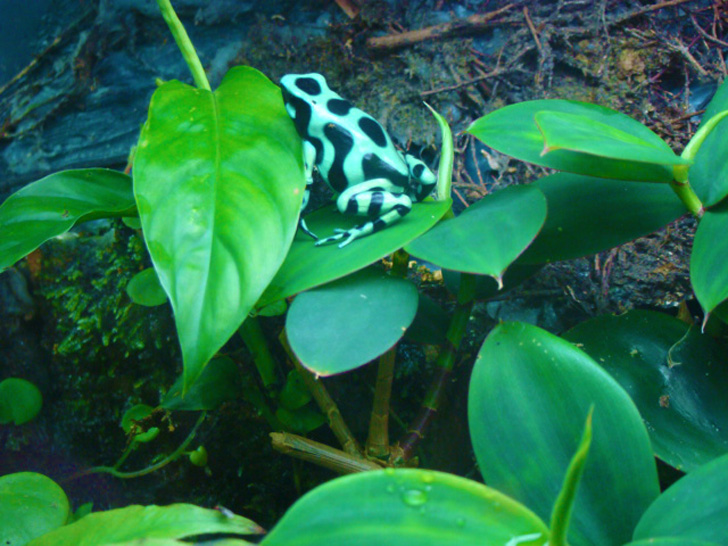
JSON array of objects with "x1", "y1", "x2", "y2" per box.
[
  {"x1": 404, "y1": 155, "x2": 437, "y2": 202},
  {"x1": 280, "y1": 73, "x2": 329, "y2": 114}
]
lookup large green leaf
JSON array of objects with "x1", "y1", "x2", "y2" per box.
[
  {"x1": 534, "y1": 111, "x2": 689, "y2": 167},
  {"x1": 27, "y1": 504, "x2": 263, "y2": 546},
  {"x1": 469, "y1": 322, "x2": 659, "y2": 546},
  {"x1": 563, "y1": 310, "x2": 728, "y2": 472},
  {"x1": 286, "y1": 268, "x2": 418, "y2": 375},
  {"x1": 633, "y1": 453, "x2": 728, "y2": 543},
  {"x1": 468, "y1": 100, "x2": 677, "y2": 182},
  {"x1": 0, "y1": 169, "x2": 135, "y2": 271},
  {"x1": 258, "y1": 199, "x2": 452, "y2": 307},
  {"x1": 261, "y1": 469, "x2": 549, "y2": 546},
  {"x1": 690, "y1": 201, "x2": 728, "y2": 316},
  {"x1": 162, "y1": 356, "x2": 242, "y2": 411},
  {"x1": 0, "y1": 472, "x2": 69, "y2": 546},
  {"x1": 405, "y1": 185, "x2": 546, "y2": 285},
  {"x1": 626, "y1": 540, "x2": 720, "y2": 546},
  {"x1": 688, "y1": 79, "x2": 728, "y2": 207},
  {"x1": 133, "y1": 66, "x2": 304, "y2": 391},
  {"x1": 518, "y1": 172, "x2": 686, "y2": 264}
]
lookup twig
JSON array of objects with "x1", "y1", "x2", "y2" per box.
[
  {"x1": 271, "y1": 432, "x2": 382, "y2": 474},
  {"x1": 668, "y1": 37, "x2": 710, "y2": 77},
  {"x1": 334, "y1": 0, "x2": 361, "y2": 19},
  {"x1": 616, "y1": 0, "x2": 697, "y2": 23},
  {"x1": 690, "y1": 13, "x2": 728, "y2": 48},
  {"x1": 523, "y1": 6, "x2": 542, "y2": 53},
  {"x1": 367, "y1": 3, "x2": 517, "y2": 51}
]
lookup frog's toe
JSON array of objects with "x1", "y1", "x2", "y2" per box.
[{"x1": 314, "y1": 233, "x2": 345, "y2": 246}]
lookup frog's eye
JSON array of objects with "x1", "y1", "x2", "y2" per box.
[{"x1": 295, "y1": 77, "x2": 322, "y2": 96}]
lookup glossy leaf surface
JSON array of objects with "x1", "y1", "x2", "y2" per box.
[
  {"x1": 126, "y1": 268, "x2": 168, "y2": 307},
  {"x1": 262, "y1": 469, "x2": 549, "y2": 546},
  {"x1": 518, "y1": 173, "x2": 686, "y2": 264},
  {"x1": 0, "y1": 169, "x2": 135, "y2": 271},
  {"x1": 691, "y1": 201, "x2": 728, "y2": 315},
  {"x1": 534, "y1": 111, "x2": 689, "y2": 166},
  {"x1": 563, "y1": 310, "x2": 728, "y2": 471},
  {"x1": 626, "y1": 540, "x2": 720, "y2": 546},
  {"x1": 0, "y1": 472, "x2": 69, "y2": 546},
  {"x1": 259, "y1": 199, "x2": 451, "y2": 307},
  {"x1": 27, "y1": 503, "x2": 263, "y2": 546},
  {"x1": 162, "y1": 356, "x2": 242, "y2": 411},
  {"x1": 468, "y1": 100, "x2": 676, "y2": 182},
  {"x1": 405, "y1": 185, "x2": 546, "y2": 284},
  {"x1": 688, "y1": 79, "x2": 728, "y2": 206},
  {"x1": 286, "y1": 268, "x2": 418, "y2": 375},
  {"x1": 633, "y1": 453, "x2": 728, "y2": 543},
  {"x1": 0, "y1": 377, "x2": 42, "y2": 425},
  {"x1": 469, "y1": 322, "x2": 658, "y2": 546},
  {"x1": 134, "y1": 67, "x2": 304, "y2": 391}
]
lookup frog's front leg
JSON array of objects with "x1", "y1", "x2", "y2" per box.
[
  {"x1": 298, "y1": 141, "x2": 318, "y2": 240},
  {"x1": 315, "y1": 180, "x2": 412, "y2": 248}
]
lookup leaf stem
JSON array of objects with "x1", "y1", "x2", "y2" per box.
[
  {"x1": 271, "y1": 432, "x2": 382, "y2": 474},
  {"x1": 366, "y1": 347, "x2": 396, "y2": 458},
  {"x1": 239, "y1": 316, "x2": 280, "y2": 394},
  {"x1": 155, "y1": 0, "x2": 211, "y2": 91}
]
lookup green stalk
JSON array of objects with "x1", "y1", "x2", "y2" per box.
[
  {"x1": 271, "y1": 432, "x2": 382, "y2": 474},
  {"x1": 366, "y1": 347, "x2": 396, "y2": 458},
  {"x1": 397, "y1": 273, "x2": 476, "y2": 462},
  {"x1": 64, "y1": 412, "x2": 207, "y2": 481},
  {"x1": 239, "y1": 316, "x2": 279, "y2": 394},
  {"x1": 424, "y1": 103, "x2": 454, "y2": 202},
  {"x1": 155, "y1": 0, "x2": 211, "y2": 91}
]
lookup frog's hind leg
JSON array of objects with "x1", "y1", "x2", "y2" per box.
[
  {"x1": 315, "y1": 180, "x2": 412, "y2": 248},
  {"x1": 298, "y1": 140, "x2": 319, "y2": 240}
]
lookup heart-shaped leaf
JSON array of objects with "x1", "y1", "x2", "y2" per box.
[
  {"x1": 258, "y1": 199, "x2": 452, "y2": 308},
  {"x1": 518, "y1": 173, "x2": 686, "y2": 264},
  {"x1": 468, "y1": 100, "x2": 676, "y2": 182},
  {"x1": 563, "y1": 310, "x2": 728, "y2": 472},
  {"x1": 469, "y1": 322, "x2": 659, "y2": 546},
  {"x1": 690, "y1": 201, "x2": 728, "y2": 316},
  {"x1": 0, "y1": 378, "x2": 42, "y2": 425},
  {"x1": 261, "y1": 469, "x2": 549, "y2": 545},
  {"x1": 0, "y1": 472, "x2": 69, "y2": 546},
  {"x1": 27, "y1": 504, "x2": 263, "y2": 546},
  {"x1": 633, "y1": 453, "x2": 728, "y2": 544},
  {"x1": 286, "y1": 268, "x2": 418, "y2": 375},
  {"x1": 0, "y1": 169, "x2": 135, "y2": 271},
  {"x1": 126, "y1": 268, "x2": 168, "y2": 307},
  {"x1": 133, "y1": 66, "x2": 304, "y2": 392},
  {"x1": 405, "y1": 185, "x2": 546, "y2": 285}
]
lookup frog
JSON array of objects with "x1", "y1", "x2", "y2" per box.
[{"x1": 280, "y1": 73, "x2": 437, "y2": 248}]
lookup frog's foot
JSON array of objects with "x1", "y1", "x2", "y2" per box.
[
  {"x1": 299, "y1": 217, "x2": 319, "y2": 240},
  {"x1": 315, "y1": 226, "x2": 368, "y2": 248}
]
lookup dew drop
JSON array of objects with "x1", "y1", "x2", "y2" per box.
[{"x1": 402, "y1": 489, "x2": 427, "y2": 507}]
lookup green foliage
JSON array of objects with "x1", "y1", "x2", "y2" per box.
[
  {"x1": 286, "y1": 268, "x2": 418, "y2": 375},
  {"x1": 162, "y1": 355, "x2": 242, "y2": 411},
  {"x1": 0, "y1": 472, "x2": 69, "y2": 546},
  {"x1": 0, "y1": 378, "x2": 42, "y2": 425},
  {"x1": 126, "y1": 268, "x2": 168, "y2": 307}
]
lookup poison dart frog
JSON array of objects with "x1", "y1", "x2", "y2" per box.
[{"x1": 280, "y1": 73, "x2": 437, "y2": 248}]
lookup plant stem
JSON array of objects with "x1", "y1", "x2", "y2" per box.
[
  {"x1": 239, "y1": 316, "x2": 280, "y2": 394},
  {"x1": 366, "y1": 347, "x2": 397, "y2": 458},
  {"x1": 669, "y1": 177, "x2": 704, "y2": 218},
  {"x1": 271, "y1": 432, "x2": 382, "y2": 474},
  {"x1": 280, "y1": 330, "x2": 363, "y2": 456},
  {"x1": 155, "y1": 0, "x2": 211, "y2": 91},
  {"x1": 64, "y1": 412, "x2": 206, "y2": 481},
  {"x1": 397, "y1": 273, "x2": 476, "y2": 462}
]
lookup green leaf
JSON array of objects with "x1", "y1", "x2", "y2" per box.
[
  {"x1": 258, "y1": 199, "x2": 452, "y2": 308},
  {"x1": 162, "y1": 356, "x2": 242, "y2": 411},
  {"x1": 405, "y1": 185, "x2": 546, "y2": 285},
  {"x1": 563, "y1": 310, "x2": 728, "y2": 472},
  {"x1": 26, "y1": 503, "x2": 263, "y2": 546},
  {"x1": 633, "y1": 453, "x2": 728, "y2": 543},
  {"x1": 126, "y1": 268, "x2": 168, "y2": 307},
  {"x1": 261, "y1": 469, "x2": 549, "y2": 546},
  {"x1": 689, "y1": 79, "x2": 728, "y2": 206},
  {"x1": 404, "y1": 293, "x2": 450, "y2": 345},
  {"x1": 133, "y1": 66, "x2": 304, "y2": 392},
  {"x1": 518, "y1": 172, "x2": 686, "y2": 264},
  {"x1": 469, "y1": 322, "x2": 659, "y2": 546},
  {"x1": 0, "y1": 169, "x2": 135, "y2": 271},
  {"x1": 691, "y1": 201, "x2": 728, "y2": 316},
  {"x1": 0, "y1": 472, "x2": 70, "y2": 546},
  {"x1": 275, "y1": 405, "x2": 326, "y2": 434},
  {"x1": 120, "y1": 404, "x2": 158, "y2": 443},
  {"x1": 286, "y1": 268, "x2": 418, "y2": 375},
  {"x1": 278, "y1": 370, "x2": 312, "y2": 411},
  {"x1": 442, "y1": 264, "x2": 543, "y2": 300},
  {"x1": 105, "y1": 540, "x2": 254, "y2": 546},
  {"x1": 534, "y1": 110, "x2": 688, "y2": 167},
  {"x1": 549, "y1": 408, "x2": 593, "y2": 546},
  {"x1": 626, "y1": 540, "x2": 721, "y2": 546},
  {"x1": 468, "y1": 100, "x2": 677, "y2": 182},
  {"x1": 0, "y1": 377, "x2": 42, "y2": 425}
]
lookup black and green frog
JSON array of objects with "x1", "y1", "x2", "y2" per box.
[{"x1": 280, "y1": 73, "x2": 437, "y2": 248}]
